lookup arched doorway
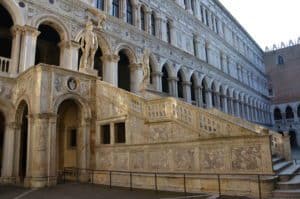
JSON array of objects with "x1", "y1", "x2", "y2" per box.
[
  {"x1": 35, "y1": 24, "x2": 61, "y2": 66},
  {"x1": 162, "y1": 65, "x2": 169, "y2": 94},
  {"x1": 0, "y1": 4, "x2": 13, "y2": 72},
  {"x1": 17, "y1": 102, "x2": 29, "y2": 182},
  {"x1": 0, "y1": 111, "x2": 5, "y2": 176},
  {"x1": 118, "y1": 50, "x2": 131, "y2": 91},
  {"x1": 56, "y1": 99, "x2": 81, "y2": 171}
]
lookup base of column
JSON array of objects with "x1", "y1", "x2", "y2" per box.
[
  {"x1": 24, "y1": 176, "x2": 57, "y2": 188},
  {"x1": 0, "y1": 176, "x2": 17, "y2": 184}
]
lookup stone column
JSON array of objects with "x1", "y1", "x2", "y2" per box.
[
  {"x1": 234, "y1": 99, "x2": 240, "y2": 117},
  {"x1": 206, "y1": 89, "x2": 213, "y2": 108},
  {"x1": 47, "y1": 114, "x2": 57, "y2": 186},
  {"x1": 27, "y1": 114, "x2": 51, "y2": 187},
  {"x1": 1, "y1": 122, "x2": 18, "y2": 183},
  {"x1": 19, "y1": 26, "x2": 40, "y2": 72},
  {"x1": 10, "y1": 25, "x2": 23, "y2": 75},
  {"x1": 101, "y1": 54, "x2": 120, "y2": 87},
  {"x1": 193, "y1": 0, "x2": 201, "y2": 19},
  {"x1": 129, "y1": 63, "x2": 143, "y2": 93},
  {"x1": 121, "y1": 0, "x2": 127, "y2": 22},
  {"x1": 151, "y1": 71, "x2": 162, "y2": 91},
  {"x1": 107, "y1": 0, "x2": 113, "y2": 14},
  {"x1": 196, "y1": 86, "x2": 203, "y2": 107},
  {"x1": 168, "y1": 77, "x2": 178, "y2": 97},
  {"x1": 182, "y1": 81, "x2": 192, "y2": 103},
  {"x1": 145, "y1": 9, "x2": 151, "y2": 33},
  {"x1": 58, "y1": 41, "x2": 80, "y2": 70},
  {"x1": 169, "y1": 20, "x2": 177, "y2": 46},
  {"x1": 185, "y1": 0, "x2": 193, "y2": 14},
  {"x1": 223, "y1": 95, "x2": 228, "y2": 113},
  {"x1": 133, "y1": 4, "x2": 139, "y2": 26}
]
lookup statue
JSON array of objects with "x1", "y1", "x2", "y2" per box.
[
  {"x1": 140, "y1": 48, "x2": 150, "y2": 91},
  {"x1": 79, "y1": 20, "x2": 98, "y2": 70}
]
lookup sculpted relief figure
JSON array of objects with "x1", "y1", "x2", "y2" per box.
[
  {"x1": 79, "y1": 20, "x2": 98, "y2": 70},
  {"x1": 140, "y1": 48, "x2": 150, "y2": 91}
]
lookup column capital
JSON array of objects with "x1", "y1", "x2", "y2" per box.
[
  {"x1": 129, "y1": 63, "x2": 142, "y2": 71},
  {"x1": 182, "y1": 81, "x2": 192, "y2": 86},
  {"x1": 168, "y1": 77, "x2": 178, "y2": 81},
  {"x1": 7, "y1": 122, "x2": 21, "y2": 130},
  {"x1": 152, "y1": 71, "x2": 163, "y2": 77},
  {"x1": 10, "y1": 25, "x2": 23, "y2": 37},
  {"x1": 101, "y1": 54, "x2": 120, "y2": 62},
  {"x1": 29, "y1": 113, "x2": 58, "y2": 120},
  {"x1": 21, "y1": 25, "x2": 40, "y2": 37}
]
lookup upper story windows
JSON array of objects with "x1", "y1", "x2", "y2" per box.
[
  {"x1": 166, "y1": 21, "x2": 171, "y2": 44},
  {"x1": 126, "y1": 0, "x2": 133, "y2": 25},
  {"x1": 112, "y1": 0, "x2": 120, "y2": 18},
  {"x1": 97, "y1": 0, "x2": 105, "y2": 11},
  {"x1": 277, "y1": 55, "x2": 284, "y2": 65},
  {"x1": 140, "y1": 6, "x2": 146, "y2": 31},
  {"x1": 151, "y1": 12, "x2": 156, "y2": 36}
]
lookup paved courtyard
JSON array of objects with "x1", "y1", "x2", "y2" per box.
[{"x1": 0, "y1": 183, "x2": 210, "y2": 199}]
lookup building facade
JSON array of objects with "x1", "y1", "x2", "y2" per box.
[
  {"x1": 265, "y1": 42, "x2": 300, "y2": 149},
  {"x1": 0, "y1": 0, "x2": 277, "y2": 197}
]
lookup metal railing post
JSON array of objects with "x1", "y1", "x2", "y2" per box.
[
  {"x1": 109, "y1": 171, "x2": 112, "y2": 188},
  {"x1": 183, "y1": 174, "x2": 187, "y2": 195},
  {"x1": 130, "y1": 172, "x2": 133, "y2": 191},
  {"x1": 258, "y1": 175, "x2": 262, "y2": 199},
  {"x1": 217, "y1": 174, "x2": 221, "y2": 197},
  {"x1": 155, "y1": 173, "x2": 158, "y2": 193}
]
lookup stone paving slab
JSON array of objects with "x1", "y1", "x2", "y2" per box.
[{"x1": 0, "y1": 183, "x2": 208, "y2": 199}]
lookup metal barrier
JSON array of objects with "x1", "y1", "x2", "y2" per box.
[{"x1": 60, "y1": 167, "x2": 279, "y2": 199}]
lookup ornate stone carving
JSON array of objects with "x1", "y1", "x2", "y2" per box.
[
  {"x1": 174, "y1": 148, "x2": 195, "y2": 171},
  {"x1": 202, "y1": 148, "x2": 226, "y2": 171},
  {"x1": 231, "y1": 146, "x2": 261, "y2": 171}
]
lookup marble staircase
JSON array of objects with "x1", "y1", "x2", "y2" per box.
[{"x1": 272, "y1": 155, "x2": 300, "y2": 198}]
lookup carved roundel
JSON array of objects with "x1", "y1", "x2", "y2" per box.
[{"x1": 67, "y1": 77, "x2": 78, "y2": 91}]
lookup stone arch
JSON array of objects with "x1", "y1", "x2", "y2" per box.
[
  {"x1": 285, "y1": 105, "x2": 294, "y2": 120},
  {"x1": 53, "y1": 94, "x2": 91, "y2": 120},
  {"x1": 0, "y1": 0, "x2": 25, "y2": 25},
  {"x1": 176, "y1": 67, "x2": 189, "y2": 82},
  {"x1": 31, "y1": 14, "x2": 70, "y2": 42},
  {"x1": 114, "y1": 44, "x2": 138, "y2": 64}
]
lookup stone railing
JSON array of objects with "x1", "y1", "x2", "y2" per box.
[
  {"x1": 98, "y1": 81, "x2": 269, "y2": 139},
  {"x1": 0, "y1": 56, "x2": 10, "y2": 73}
]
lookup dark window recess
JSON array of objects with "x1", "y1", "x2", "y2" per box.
[
  {"x1": 70, "y1": 129, "x2": 77, "y2": 147},
  {"x1": 115, "y1": 122, "x2": 126, "y2": 143},
  {"x1": 101, "y1": 124, "x2": 110, "y2": 144}
]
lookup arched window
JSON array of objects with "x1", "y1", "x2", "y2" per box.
[
  {"x1": 190, "y1": 75, "x2": 196, "y2": 102},
  {"x1": 297, "y1": 105, "x2": 300, "y2": 118},
  {"x1": 0, "y1": 4, "x2": 13, "y2": 66},
  {"x1": 140, "y1": 6, "x2": 146, "y2": 31},
  {"x1": 211, "y1": 83, "x2": 216, "y2": 107},
  {"x1": 151, "y1": 12, "x2": 156, "y2": 36},
  {"x1": 112, "y1": 0, "x2": 120, "y2": 18},
  {"x1": 277, "y1": 55, "x2": 284, "y2": 65},
  {"x1": 177, "y1": 71, "x2": 184, "y2": 99},
  {"x1": 201, "y1": 80, "x2": 207, "y2": 106},
  {"x1": 97, "y1": 0, "x2": 105, "y2": 11},
  {"x1": 35, "y1": 24, "x2": 61, "y2": 66},
  {"x1": 166, "y1": 21, "x2": 171, "y2": 44},
  {"x1": 286, "y1": 106, "x2": 294, "y2": 120},
  {"x1": 162, "y1": 65, "x2": 169, "y2": 93},
  {"x1": 274, "y1": 108, "x2": 282, "y2": 120},
  {"x1": 126, "y1": 0, "x2": 133, "y2": 24}
]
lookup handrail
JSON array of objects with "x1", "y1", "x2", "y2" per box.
[{"x1": 59, "y1": 167, "x2": 279, "y2": 199}]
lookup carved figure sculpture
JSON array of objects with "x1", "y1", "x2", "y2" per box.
[
  {"x1": 97, "y1": 13, "x2": 107, "y2": 29},
  {"x1": 79, "y1": 20, "x2": 98, "y2": 70}
]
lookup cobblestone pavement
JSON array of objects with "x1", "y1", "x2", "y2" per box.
[{"x1": 0, "y1": 183, "x2": 210, "y2": 199}]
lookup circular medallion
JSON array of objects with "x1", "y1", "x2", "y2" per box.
[{"x1": 67, "y1": 77, "x2": 77, "y2": 91}]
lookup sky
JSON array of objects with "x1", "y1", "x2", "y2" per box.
[{"x1": 219, "y1": 0, "x2": 300, "y2": 50}]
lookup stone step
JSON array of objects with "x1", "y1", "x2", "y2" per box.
[
  {"x1": 273, "y1": 161, "x2": 293, "y2": 173},
  {"x1": 277, "y1": 175, "x2": 300, "y2": 190},
  {"x1": 272, "y1": 156, "x2": 285, "y2": 164},
  {"x1": 278, "y1": 164, "x2": 300, "y2": 181},
  {"x1": 272, "y1": 189, "x2": 300, "y2": 198}
]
